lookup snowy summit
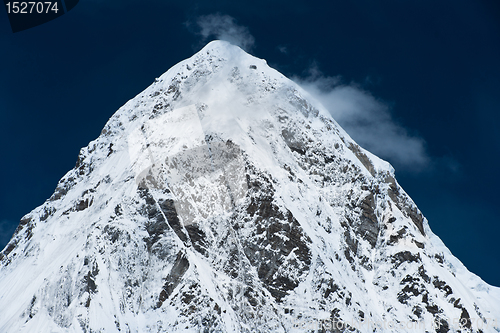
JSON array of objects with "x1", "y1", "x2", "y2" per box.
[{"x1": 1, "y1": 41, "x2": 499, "y2": 332}]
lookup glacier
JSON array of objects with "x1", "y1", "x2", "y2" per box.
[{"x1": 0, "y1": 40, "x2": 499, "y2": 332}]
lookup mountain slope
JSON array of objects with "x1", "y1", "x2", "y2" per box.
[{"x1": 1, "y1": 40, "x2": 499, "y2": 333}]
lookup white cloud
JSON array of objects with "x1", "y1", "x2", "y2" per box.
[
  {"x1": 193, "y1": 14, "x2": 255, "y2": 51},
  {"x1": 294, "y1": 71, "x2": 429, "y2": 170},
  {"x1": 277, "y1": 45, "x2": 288, "y2": 54}
]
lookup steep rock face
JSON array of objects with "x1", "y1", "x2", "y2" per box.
[{"x1": 1, "y1": 41, "x2": 499, "y2": 333}]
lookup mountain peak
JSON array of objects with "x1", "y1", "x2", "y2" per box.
[
  {"x1": 1, "y1": 42, "x2": 499, "y2": 333},
  {"x1": 199, "y1": 39, "x2": 244, "y2": 55}
]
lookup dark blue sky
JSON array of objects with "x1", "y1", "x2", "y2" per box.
[{"x1": 1, "y1": 0, "x2": 499, "y2": 286}]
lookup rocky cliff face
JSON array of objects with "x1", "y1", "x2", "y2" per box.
[{"x1": 1, "y1": 41, "x2": 499, "y2": 333}]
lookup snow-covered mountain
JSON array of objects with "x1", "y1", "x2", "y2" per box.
[{"x1": 1, "y1": 41, "x2": 498, "y2": 333}]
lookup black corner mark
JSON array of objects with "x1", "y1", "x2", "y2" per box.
[
  {"x1": 4, "y1": 0, "x2": 79, "y2": 33},
  {"x1": 64, "y1": 0, "x2": 77, "y2": 11}
]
